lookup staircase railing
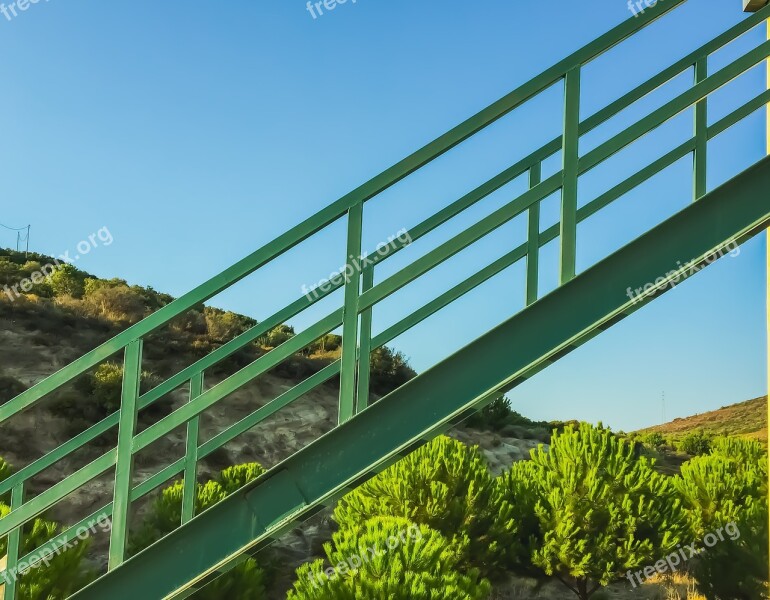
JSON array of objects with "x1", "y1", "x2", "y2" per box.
[{"x1": 1, "y1": 0, "x2": 769, "y2": 595}]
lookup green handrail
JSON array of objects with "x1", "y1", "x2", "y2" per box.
[{"x1": 2, "y1": 0, "x2": 770, "y2": 593}]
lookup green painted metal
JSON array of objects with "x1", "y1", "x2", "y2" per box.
[
  {"x1": 526, "y1": 164, "x2": 541, "y2": 306},
  {"x1": 356, "y1": 265, "x2": 375, "y2": 413},
  {"x1": 561, "y1": 67, "x2": 581, "y2": 284},
  {"x1": 72, "y1": 156, "x2": 770, "y2": 599},
  {"x1": 1, "y1": 1, "x2": 769, "y2": 595},
  {"x1": 109, "y1": 340, "x2": 142, "y2": 570},
  {"x1": 182, "y1": 373, "x2": 203, "y2": 525},
  {"x1": 339, "y1": 203, "x2": 364, "y2": 423},
  {"x1": 3, "y1": 484, "x2": 23, "y2": 600},
  {"x1": 694, "y1": 57, "x2": 708, "y2": 201}
]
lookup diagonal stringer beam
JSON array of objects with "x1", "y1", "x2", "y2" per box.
[{"x1": 73, "y1": 156, "x2": 770, "y2": 600}]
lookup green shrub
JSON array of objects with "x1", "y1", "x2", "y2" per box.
[
  {"x1": 333, "y1": 436, "x2": 519, "y2": 577},
  {"x1": 368, "y1": 347, "x2": 415, "y2": 394},
  {"x1": 129, "y1": 464, "x2": 268, "y2": 599},
  {"x1": 204, "y1": 307, "x2": 257, "y2": 342},
  {"x1": 50, "y1": 362, "x2": 163, "y2": 424},
  {"x1": 218, "y1": 463, "x2": 266, "y2": 496},
  {"x1": 495, "y1": 460, "x2": 542, "y2": 572},
  {"x1": 287, "y1": 517, "x2": 491, "y2": 600},
  {"x1": 0, "y1": 504, "x2": 94, "y2": 599},
  {"x1": 674, "y1": 437, "x2": 768, "y2": 598},
  {"x1": 643, "y1": 432, "x2": 665, "y2": 449},
  {"x1": 48, "y1": 264, "x2": 85, "y2": 298},
  {"x1": 130, "y1": 480, "x2": 226, "y2": 552},
  {"x1": 260, "y1": 325, "x2": 295, "y2": 348},
  {"x1": 83, "y1": 284, "x2": 147, "y2": 324},
  {"x1": 0, "y1": 375, "x2": 27, "y2": 406},
  {"x1": 521, "y1": 423, "x2": 689, "y2": 600},
  {"x1": 677, "y1": 430, "x2": 712, "y2": 456}
]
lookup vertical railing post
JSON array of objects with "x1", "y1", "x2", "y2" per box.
[
  {"x1": 2, "y1": 484, "x2": 24, "y2": 600},
  {"x1": 182, "y1": 372, "x2": 203, "y2": 525},
  {"x1": 560, "y1": 67, "x2": 581, "y2": 285},
  {"x1": 694, "y1": 57, "x2": 708, "y2": 201},
  {"x1": 356, "y1": 264, "x2": 374, "y2": 413},
  {"x1": 526, "y1": 163, "x2": 542, "y2": 306},
  {"x1": 108, "y1": 340, "x2": 143, "y2": 570},
  {"x1": 339, "y1": 203, "x2": 364, "y2": 424}
]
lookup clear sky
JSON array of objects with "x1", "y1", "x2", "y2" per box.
[{"x1": 0, "y1": 0, "x2": 766, "y2": 431}]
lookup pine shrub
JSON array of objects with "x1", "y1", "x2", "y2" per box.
[
  {"x1": 675, "y1": 436, "x2": 768, "y2": 598},
  {"x1": 287, "y1": 517, "x2": 491, "y2": 600},
  {"x1": 517, "y1": 423, "x2": 689, "y2": 600},
  {"x1": 333, "y1": 436, "x2": 519, "y2": 576},
  {"x1": 0, "y1": 504, "x2": 93, "y2": 599}
]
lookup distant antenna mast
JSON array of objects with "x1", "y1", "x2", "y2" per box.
[{"x1": 662, "y1": 391, "x2": 666, "y2": 423}]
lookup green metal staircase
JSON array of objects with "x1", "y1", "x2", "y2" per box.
[{"x1": 2, "y1": 1, "x2": 770, "y2": 598}]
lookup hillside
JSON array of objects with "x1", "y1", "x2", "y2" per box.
[{"x1": 638, "y1": 395, "x2": 768, "y2": 442}]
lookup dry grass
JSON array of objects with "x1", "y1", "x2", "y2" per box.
[{"x1": 639, "y1": 396, "x2": 767, "y2": 442}]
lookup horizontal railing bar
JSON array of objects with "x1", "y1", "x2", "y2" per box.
[
  {"x1": 580, "y1": 7, "x2": 770, "y2": 138},
  {"x1": 359, "y1": 174, "x2": 563, "y2": 312},
  {"x1": 371, "y1": 245, "x2": 530, "y2": 349},
  {"x1": 580, "y1": 138, "x2": 697, "y2": 223},
  {"x1": 133, "y1": 312, "x2": 343, "y2": 454},
  {"x1": 0, "y1": 0, "x2": 688, "y2": 424},
  {"x1": 707, "y1": 88, "x2": 770, "y2": 138},
  {"x1": 580, "y1": 39, "x2": 770, "y2": 177},
  {"x1": 0, "y1": 452, "x2": 116, "y2": 539},
  {"x1": 198, "y1": 362, "x2": 341, "y2": 459},
  {"x1": 0, "y1": 418, "x2": 118, "y2": 497}
]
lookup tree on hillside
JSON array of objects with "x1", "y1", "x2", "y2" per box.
[
  {"x1": 287, "y1": 517, "x2": 491, "y2": 600},
  {"x1": 501, "y1": 423, "x2": 688, "y2": 600},
  {"x1": 674, "y1": 437, "x2": 769, "y2": 599},
  {"x1": 333, "y1": 436, "x2": 522, "y2": 577}
]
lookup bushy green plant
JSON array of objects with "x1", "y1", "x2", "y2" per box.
[
  {"x1": 218, "y1": 463, "x2": 266, "y2": 495},
  {"x1": 495, "y1": 460, "x2": 542, "y2": 572},
  {"x1": 83, "y1": 284, "x2": 147, "y2": 324},
  {"x1": 674, "y1": 436, "x2": 768, "y2": 598},
  {"x1": 48, "y1": 264, "x2": 85, "y2": 298},
  {"x1": 287, "y1": 517, "x2": 491, "y2": 600},
  {"x1": 260, "y1": 324, "x2": 295, "y2": 348},
  {"x1": 203, "y1": 307, "x2": 257, "y2": 342},
  {"x1": 677, "y1": 430, "x2": 712, "y2": 456},
  {"x1": 0, "y1": 503, "x2": 94, "y2": 599},
  {"x1": 367, "y1": 347, "x2": 415, "y2": 394},
  {"x1": 129, "y1": 464, "x2": 268, "y2": 599},
  {"x1": 50, "y1": 362, "x2": 163, "y2": 424},
  {"x1": 333, "y1": 436, "x2": 519, "y2": 576},
  {"x1": 643, "y1": 432, "x2": 665, "y2": 449},
  {"x1": 130, "y1": 481, "x2": 226, "y2": 552},
  {"x1": 520, "y1": 423, "x2": 689, "y2": 600}
]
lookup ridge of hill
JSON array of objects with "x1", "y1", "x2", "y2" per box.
[{"x1": 638, "y1": 395, "x2": 768, "y2": 442}]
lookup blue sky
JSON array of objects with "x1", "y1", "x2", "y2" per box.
[{"x1": 0, "y1": 0, "x2": 766, "y2": 431}]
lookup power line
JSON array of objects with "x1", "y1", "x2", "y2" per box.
[
  {"x1": 0, "y1": 223, "x2": 31, "y2": 257},
  {"x1": 0, "y1": 222, "x2": 29, "y2": 232}
]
